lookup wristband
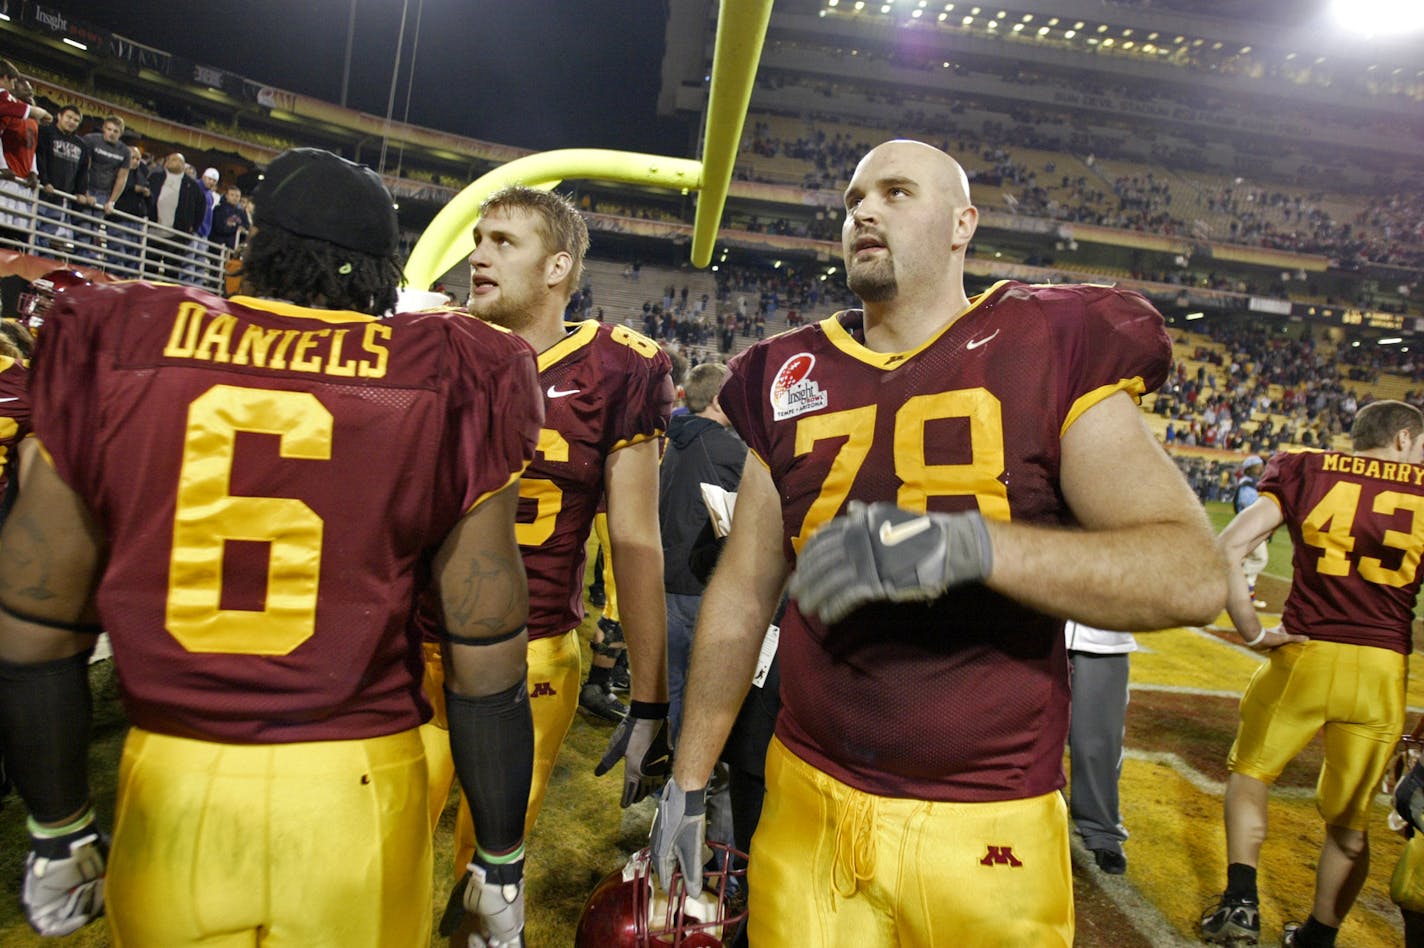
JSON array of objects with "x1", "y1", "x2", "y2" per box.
[{"x1": 1242, "y1": 627, "x2": 1267, "y2": 647}]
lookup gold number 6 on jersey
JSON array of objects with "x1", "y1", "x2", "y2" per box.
[{"x1": 166, "y1": 385, "x2": 331, "y2": 654}]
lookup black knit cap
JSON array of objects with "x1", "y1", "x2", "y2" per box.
[{"x1": 251, "y1": 148, "x2": 398, "y2": 256}]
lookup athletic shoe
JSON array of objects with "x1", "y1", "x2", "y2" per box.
[
  {"x1": 1201, "y1": 893, "x2": 1260, "y2": 944},
  {"x1": 1091, "y1": 848, "x2": 1127, "y2": 874},
  {"x1": 610, "y1": 651, "x2": 630, "y2": 693},
  {"x1": 587, "y1": 583, "x2": 606, "y2": 609},
  {"x1": 579, "y1": 682, "x2": 627, "y2": 724},
  {"x1": 1279, "y1": 922, "x2": 1304, "y2": 947}
]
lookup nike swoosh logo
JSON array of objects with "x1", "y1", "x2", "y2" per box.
[
  {"x1": 546, "y1": 385, "x2": 580, "y2": 398},
  {"x1": 0, "y1": 397, "x2": 17, "y2": 403},
  {"x1": 879, "y1": 518, "x2": 933, "y2": 547},
  {"x1": 643, "y1": 754, "x2": 671, "y2": 770},
  {"x1": 965, "y1": 328, "x2": 1000, "y2": 350}
]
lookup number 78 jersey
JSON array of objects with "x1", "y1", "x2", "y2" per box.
[
  {"x1": 1261, "y1": 449, "x2": 1424, "y2": 653},
  {"x1": 717, "y1": 280, "x2": 1171, "y2": 800}
]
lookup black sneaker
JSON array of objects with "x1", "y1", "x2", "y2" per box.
[
  {"x1": 1201, "y1": 894, "x2": 1260, "y2": 944},
  {"x1": 610, "y1": 651, "x2": 630, "y2": 693},
  {"x1": 1091, "y1": 848, "x2": 1127, "y2": 875},
  {"x1": 579, "y1": 682, "x2": 627, "y2": 724}
]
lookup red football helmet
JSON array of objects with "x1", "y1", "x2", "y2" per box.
[
  {"x1": 19, "y1": 269, "x2": 90, "y2": 333},
  {"x1": 576, "y1": 842, "x2": 748, "y2": 947}
]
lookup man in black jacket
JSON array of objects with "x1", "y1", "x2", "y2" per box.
[
  {"x1": 146, "y1": 152, "x2": 206, "y2": 280},
  {"x1": 659, "y1": 361, "x2": 746, "y2": 739}
]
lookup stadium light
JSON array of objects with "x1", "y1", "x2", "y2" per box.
[
  {"x1": 1185, "y1": 312, "x2": 1204, "y2": 320},
  {"x1": 62, "y1": 38, "x2": 88, "y2": 50},
  {"x1": 1379, "y1": 337, "x2": 1404, "y2": 345},
  {"x1": 1331, "y1": 0, "x2": 1424, "y2": 35}
]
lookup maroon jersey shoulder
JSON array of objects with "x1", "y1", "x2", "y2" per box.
[
  {"x1": 517, "y1": 320, "x2": 673, "y2": 639},
  {"x1": 31, "y1": 283, "x2": 539, "y2": 742},
  {"x1": 1262, "y1": 449, "x2": 1424, "y2": 652}
]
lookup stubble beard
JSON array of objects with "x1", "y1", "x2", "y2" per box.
[
  {"x1": 847, "y1": 255, "x2": 898, "y2": 304},
  {"x1": 468, "y1": 287, "x2": 535, "y2": 333}
]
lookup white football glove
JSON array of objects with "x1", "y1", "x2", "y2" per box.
[
  {"x1": 789, "y1": 501, "x2": 993, "y2": 625},
  {"x1": 649, "y1": 776, "x2": 707, "y2": 897},
  {"x1": 23, "y1": 812, "x2": 107, "y2": 936}
]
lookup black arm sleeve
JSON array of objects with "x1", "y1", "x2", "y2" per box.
[
  {"x1": 445, "y1": 676, "x2": 534, "y2": 861},
  {"x1": 0, "y1": 652, "x2": 92, "y2": 823}
]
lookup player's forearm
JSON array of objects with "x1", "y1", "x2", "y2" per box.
[
  {"x1": 1221, "y1": 557, "x2": 1263, "y2": 642},
  {"x1": 671, "y1": 554, "x2": 784, "y2": 791},
  {"x1": 609, "y1": 538, "x2": 668, "y2": 704},
  {"x1": 983, "y1": 517, "x2": 1226, "y2": 629}
]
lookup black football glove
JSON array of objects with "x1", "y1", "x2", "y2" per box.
[
  {"x1": 595, "y1": 702, "x2": 671, "y2": 807},
  {"x1": 789, "y1": 501, "x2": 993, "y2": 625}
]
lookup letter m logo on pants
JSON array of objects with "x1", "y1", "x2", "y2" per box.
[{"x1": 980, "y1": 845, "x2": 1023, "y2": 867}]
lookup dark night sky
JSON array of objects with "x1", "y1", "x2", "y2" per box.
[{"x1": 48, "y1": 0, "x2": 692, "y2": 156}]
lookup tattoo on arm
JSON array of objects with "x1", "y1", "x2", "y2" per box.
[
  {"x1": 443, "y1": 546, "x2": 524, "y2": 639},
  {"x1": 0, "y1": 506, "x2": 60, "y2": 606}
]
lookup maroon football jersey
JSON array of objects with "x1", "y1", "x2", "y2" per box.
[
  {"x1": 516, "y1": 320, "x2": 673, "y2": 639},
  {"x1": 0, "y1": 355, "x2": 30, "y2": 500},
  {"x1": 30, "y1": 283, "x2": 542, "y2": 743},
  {"x1": 720, "y1": 281, "x2": 1171, "y2": 801},
  {"x1": 1261, "y1": 449, "x2": 1424, "y2": 654}
]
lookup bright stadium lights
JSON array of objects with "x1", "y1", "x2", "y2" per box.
[
  {"x1": 970, "y1": 6, "x2": 980, "y2": 14},
  {"x1": 939, "y1": 14, "x2": 948, "y2": 21},
  {"x1": 1022, "y1": 12, "x2": 1032, "y2": 21},
  {"x1": 1147, "y1": 31, "x2": 1158, "y2": 40},
  {"x1": 1038, "y1": 25, "x2": 1049, "y2": 35},
  {"x1": 988, "y1": 19, "x2": 999, "y2": 29},
  {"x1": 1122, "y1": 40, "x2": 1133, "y2": 48},
  {"x1": 1074, "y1": 21, "x2": 1085, "y2": 29},
  {"x1": 1102, "y1": 37, "x2": 1113, "y2": 46},
  {"x1": 1379, "y1": 337, "x2": 1404, "y2": 345},
  {"x1": 855, "y1": 1, "x2": 865, "y2": 9},
  {"x1": 1064, "y1": 29, "x2": 1075, "y2": 38},
  {"x1": 1122, "y1": 28, "x2": 1132, "y2": 36},
  {"x1": 1241, "y1": 45, "x2": 1252, "y2": 53},
  {"x1": 912, "y1": 8, "x2": 922, "y2": 16},
  {"x1": 1048, "y1": 16, "x2": 1059, "y2": 25},
  {"x1": 1331, "y1": 0, "x2": 1424, "y2": 35},
  {"x1": 1012, "y1": 22, "x2": 1023, "y2": 30},
  {"x1": 1096, "y1": 23, "x2": 1108, "y2": 32},
  {"x1": 963, "y1": 15, "x2": 973, "y2": 25},
  {"x1": 1185, "y1": 312, "x2": 1205, "y2": 320}
]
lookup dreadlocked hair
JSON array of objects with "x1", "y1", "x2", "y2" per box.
[{"x1": 240, "y1": 225, "x2": 404, "y2": 316}]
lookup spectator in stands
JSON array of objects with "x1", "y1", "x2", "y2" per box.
[
  {"x1": 113, "y1": 146, "x2": 151, "y2": 222},
  {"x1": 0, "y1": 78, "x2": 40, "y2": 245},
  {"x1": 80, "y1": 115, "x2": 129, "y2": 217},
  {"x1": 35, "y1": 104, "x2": 87, "y2": 250},
  {"x1": 208, "y1": 185, "x2": 249, "y2": 251},
  {"x1": 201, "y1": 167, "x2": 221, "y2": 213},
  {"x1": 146, "y1": 152, "x2": 206, "y2": 279}
]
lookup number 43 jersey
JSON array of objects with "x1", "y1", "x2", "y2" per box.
[
  {"x1": 718, "y1": 280, "x2": 1171, "y2": 802},
  {"x1": 30, "y1": 282, "x2": 543, "y2": 744},
  {"x1": 1261, "y1": 449, "x2": 1424, "y2": 653}
]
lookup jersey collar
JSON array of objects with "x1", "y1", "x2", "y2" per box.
[{"x1": 820, "y1": 280, "x2": 1011, "y2": 368}]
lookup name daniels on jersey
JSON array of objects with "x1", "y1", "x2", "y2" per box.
[
  {"x1": 1321, "y1": 452, "x2": 1424, "y2": 486},
  {"x1": 162, "y1": 301, "x2": 390, "y2": 379}
]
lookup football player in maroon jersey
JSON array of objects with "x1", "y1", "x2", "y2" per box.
[
  {"x1": 1206, "y1": 399, "x2": 1424, "y2": 948},
  {"x1": 0, "y1": 147, "x2": 543, "y2": 946},
  {"x1": 422, "y1": 185, "x2": 673, "y2": 927},
  {"x1": 652, "y1": 140, "x2": 1225, "y2": 946}
]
